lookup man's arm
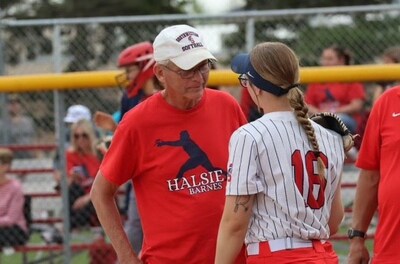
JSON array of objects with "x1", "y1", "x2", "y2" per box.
[
  {"x1": 347, "y1": 169, "x2": 380, "y2": 264},
  {"x1": 90, "y1": 171, "x2": 142, "y2": 264},
  {"x1": 215, "y1": 195, "x2": 254, "y2": 264}
]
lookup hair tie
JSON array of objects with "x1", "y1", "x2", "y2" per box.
[
  {"x1": 314, "y1": 151, "x2": 321, "y2": 158},
  {"x1": 287, "y1": 83, "x2": 299, "y2": 90}
]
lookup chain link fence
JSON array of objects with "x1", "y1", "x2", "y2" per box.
[{"x1": 1, "y1": 4, "x2": 399, "y2": 263}]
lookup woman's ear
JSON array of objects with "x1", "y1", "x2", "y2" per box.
[{"x1": 250, "y1": 84, "x2": 262, "y2": 96}]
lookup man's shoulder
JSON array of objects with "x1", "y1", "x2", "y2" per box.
[
  {"x1": 124, "y1": 93, "x2": 159, "y2": 116},
  {"x1": 374, "y1": 85, "x2": 400, "y2": 108},
  {"x1": 384, "y1": 85, "x2": 400, "y2": 97}
]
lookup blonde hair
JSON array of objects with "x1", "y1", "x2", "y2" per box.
[
  {"x1": 70, "y1": 119, "x2": 98, "y2": 155},
  {"x1": 251, "y1": 42, "x2": 353, "y2": 179}
]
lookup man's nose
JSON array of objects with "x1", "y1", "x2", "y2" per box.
[{"x1": 192, "y1": 69, "x2": 205, "y2": 81}]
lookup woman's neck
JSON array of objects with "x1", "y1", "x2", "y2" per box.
[{"x1": 259, "y1": 95, "x2": 292, "y2": 114}]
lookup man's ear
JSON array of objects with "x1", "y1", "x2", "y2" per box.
[{"x1": 153, "y1": 64, "x2": 165, "y2": 84}]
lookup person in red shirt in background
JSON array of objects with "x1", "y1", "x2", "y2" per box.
[
  {"x1": 305, "y1": 45, "x2": 366, "y2": 136},
  {"x1": 65, "y1": 119, "x2": 101, "y2": 229},
  {"x1": 347, "y1": 86, "x2": 400, "y2": 263}
]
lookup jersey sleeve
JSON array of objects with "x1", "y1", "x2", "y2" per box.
[{"x1": 226, "y1": 128, "x2": 264, "y2": 195}]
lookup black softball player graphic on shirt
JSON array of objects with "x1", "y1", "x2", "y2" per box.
[{"x1": 156, "y1": 130, "x2": 227, "y2": 180}]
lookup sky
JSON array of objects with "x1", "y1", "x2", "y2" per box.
[{"x1": 197, "y1": 0, "x2": 245, "y2": 14}]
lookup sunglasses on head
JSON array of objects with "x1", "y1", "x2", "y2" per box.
[{"x1": 74, "y1": 133, "x2": 89, "y2": 139}]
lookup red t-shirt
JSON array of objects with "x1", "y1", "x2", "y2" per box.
[
  {"x1": 356, "y1": 86, "x2": 400, "y2": 262},
  {"x1": 66, "y1": 151, "x2": 101, "y2": 192},
  {"x1": 305, "y1": 82, "x2": 365, "y2": 111},
  {"x1": 101, "y1": 89, "x2": 247, "y2": 263}
]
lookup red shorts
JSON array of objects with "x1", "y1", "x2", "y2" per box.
[{"x1": 246, "y1": 238, "x2": 338, "y2": 264}]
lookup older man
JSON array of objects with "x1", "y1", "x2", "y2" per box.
[{"x1": 91, "y1": 24, "x2": 247, "y2": 264}]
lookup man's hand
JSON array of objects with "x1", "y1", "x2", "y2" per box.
[{"x1": 347, "y1": 238, "x2": 370, "y2": 264}]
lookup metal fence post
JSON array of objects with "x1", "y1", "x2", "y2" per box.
[
  {"x1": 0, "y1": 17, "x2": 9, "y2": 144},
  {"x1": 52, "y1": 24, "x2": 72, "y2": 264},
  {"x1": 245, "y1": 17, "x2": 255, "y2": 53}
]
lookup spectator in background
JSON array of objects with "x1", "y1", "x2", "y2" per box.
[
  {"x1": 0, "y1": 148, "x2": 29, "y2": 247},
  {"x1": 53, "y1": 104, "x2": 94, "y2": 194},
  {"x1": 64, "y1": 104, "x2": 92, "y2": 124},
  {"x1": 305, "y1": 45, "x2": 366, "y2": 135},
  {"x1": 53, "y1": 118, "x2": 100, "y2": 231},
  {"x1": 115, "y1": 41, "x2": 162, "y2": 121},
  {"x1": 65, "y1": 119, "x2": 101, "y2": 229},
  {"x1": 372, "y1": 46, "x2": 400, "y2": 104},
  {"x1": 63, "y1": 104, "x2": 92, "y2": 145},
  {"x1": 0, "y1": 94, "x2": 36, "y2": 158},
  {"x1": 347, "y1": 85, "x2": 400, "y2": 263}
]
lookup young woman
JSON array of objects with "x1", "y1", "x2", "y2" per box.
[
  {"x1": 66, "y1": 119, "x2": 101, "y2": 229},
  {"x1": 215, "y1": 42, "x2": 354, "y2": 264}
]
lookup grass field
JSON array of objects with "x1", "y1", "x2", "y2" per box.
[
  {"x1": 1, "y1": 234, "x2": 374, "y2": 264},
  {"x1": 0, "y1": 231, "x2": 94, "y2": 264}
]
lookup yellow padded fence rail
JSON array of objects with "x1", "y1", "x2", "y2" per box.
[{"x1": 1, "y1": 64, "x2": 400, "y2": 92}]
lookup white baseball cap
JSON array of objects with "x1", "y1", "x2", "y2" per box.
[
  {"x1": 153, "y1": 24, "x2": 216, "y2": 70},
  {"x1": 64, "y1": 105, "x2": 91, "y2": 123}
]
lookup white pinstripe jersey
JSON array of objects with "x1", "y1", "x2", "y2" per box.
[{"x1": 226, "y1": 111, "x2": 345, "y2": 244}]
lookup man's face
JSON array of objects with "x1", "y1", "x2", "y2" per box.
[{"x1": 157, "y1": 60, "x2": 210, "y2": 102}]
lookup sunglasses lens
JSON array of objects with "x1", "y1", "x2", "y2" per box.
[{"x1": 74, "y1": 133, "x2": 88, "y2": 139}]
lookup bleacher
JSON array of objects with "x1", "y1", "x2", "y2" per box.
[{"x1": 0, "y1": 144, "x2": 117, "y2": 264}]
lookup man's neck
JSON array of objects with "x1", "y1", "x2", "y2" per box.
[{"x1": 161, "y1": 90, "x2": 202, "y2": 110}]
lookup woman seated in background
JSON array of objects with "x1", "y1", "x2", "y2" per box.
[
  {"x1": 0, "y1": 148, "x2": 29, "y2": 247},
  {"x1": 66, "y1": 119, "x2": 101, "y2": 229},
  {"x1": 305, "y1": 44, "x2": 366, "y2": 135}
]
